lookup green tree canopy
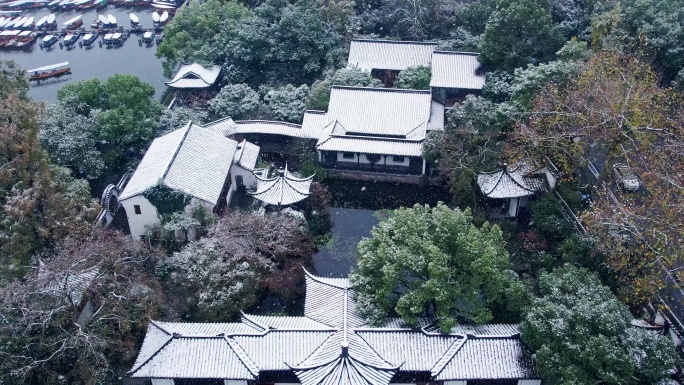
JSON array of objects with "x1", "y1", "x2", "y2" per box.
[
  {"x1": 394, "y1": 65, "x2": 431, "y2": 90},
  {"x1": 155, "y1": 0, "x2": 252, "y2": 76},
  {"x1": 350, "y1": 202, "x2": 529, "y2": 332},
  {"x1": 263, "y1": 84, "x2": 310, "y2": 123},
  {"x1": 480, "y1": 0, "x2": 565, "y2": 72},
  {"x1": 521, "y1": 265, "x2": 680, "y2": 385},
  {"x1": 55, "y1": 75, "x2": 163, "y2": 171},
  {"x1": 209, "y1": 83, "x2": 260, "y2": 119}
]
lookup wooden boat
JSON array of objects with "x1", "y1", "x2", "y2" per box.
[
  {"x1": 82, "y1": 31, "x2": 96, "y2": 45},
  {"x1": 151, "y1": 11, "x2": 158, "y2": 28},
  {"x1": 34, "y1": 15, "x2": 47, "y2": 29},
  {"x1": 152, "y1": 3, "x2": 174, "y2": 13},
  {"x1": 129, "y1": 12, "x2": 141, "y2": 29},
  {"x1": 141, "y1": 29, "x2": 153, "y2": 42},
  {"x1": 47, "y1": 0, "x2": 61, "y2": 9},
  {"x1": 45, "y1": 13, "x2": 55, "y2": 29},
  {"x1": 14, "y1": 30, "x2": 35, "y2": 46},
  {"x1": 63, "y1": 14, "x2": 82, "y2": 29},
  {"x1": 11, "y1": 16, "x2": 26, "y2": 28},
  {"x1": 159, "y1": 10, "x2": 168, "y2": 25},
  {"x1": 74, "y1": 0, "x2": 93, "y2": 8},
  {"x1": 90, "y1": 17, "x2": 100, "y2": 28},
  {"x1": 59, "y1": 0, "x2": 76, "y2": 10},
  {"x1": 110, "y1": 31, "x2": 121, "y2": 43},
  {"x1": 27, "y1": 61, "x2": 70, "y2": 80},
  {"x1": 41, "y1": 33, "x2": 57, "y2": 47},
  {"x1": 94, "y1": 0, "x2": 106, "y2": 8},
  {"x1": 0, "y1": 29, "x2": 20, "y2": 46},
  {"x1": 20, "y1": 15, "x2": 32, "y2": 29},
  {"x1": 97, "y1": 13, "x2": 108, "y2": 27},
  {"x1": 62, "y1": 32, "x2": 78, "y2": 46}
]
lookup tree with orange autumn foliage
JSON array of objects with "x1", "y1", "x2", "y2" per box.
[{"x1": 512, "y1": 52, "x2": 684, "y2": 306}]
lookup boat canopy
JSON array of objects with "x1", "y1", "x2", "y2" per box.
[
  {"x1": 111, "y1": 32, "x2": 121, "y2": 39},
  {"x1": 151, "y1": 12, "x2": 159, "y2": 22},
  {"x1": 0, "y1": 30, "x2": 20, "y2": 36},
  {"x1": 18, "y1": 30, "x2": 31, "y2": 36},
  {"x1": 27, "y1": 61, "x2": 69, "y2": 73},
  {"x1": 143, "y1": 31, "x2": 153, "y2": 38},
  {"x1": 42, "y1": 34, "x2": 56, "y2": 42},
  {"x1": 21, "y1": 16, "x2": 33, "y2": 27},
  {"x1": 47, "y1": 0, "x2": 61, "y2": 5},
  {"x1": 159, "y1": 11, "x2": 168, "y2": 22},
  {"x1": 63, "y1": 15, "x2": 82, "y2": 25},
  {"x1": 35, "y1": 15, "x2": 47, "y2": 26},
  {"x1": 98, "y1": 14, "x2": 107, "y2": 23},
  {"x1": 103, "y1": 33, "x2": 113, "y2": 39},
  {"x1": 13, "y1": 17, "x2": 27, "y2": 27},
  {"x1": 154, "y1": 4, "x2": 174, "y2": 9},
  {"x1": 129, "y1": 13, "x2": 138, "y2": 23},
  {"x1": 107, "y1": 14, "x2": 115, "y2": 24},
  {"x1": 46, "y1": 14, "x2": 55, "y2": 23}
]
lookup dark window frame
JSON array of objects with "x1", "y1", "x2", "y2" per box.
[
  {"x1": 392, "y1": 156, "x2": 405, "y2": 163},
  {"x1": 341, "y1": 152, "x2": 355, "y2": 159},
  {"x1": 134, "y1": 205, "x2": 141, "y2": 215}
]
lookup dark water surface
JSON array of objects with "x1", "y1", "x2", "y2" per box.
[
  {"x1": 313, "y1": 207, "x2": 378, "y2": 278},
  {"x1": 1, "y1": 6, "x2": 168, "y2": 101}
]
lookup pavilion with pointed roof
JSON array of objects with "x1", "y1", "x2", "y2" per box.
[
  {"x1": 249, "y1": 166, "x2": 314, "y2": 207},
  {"x1": 128, "y1": 270, "x2": 540, "y2": 385},
  {"x1": 477, "y1": 164, "x2": 552, "y2": 218}
]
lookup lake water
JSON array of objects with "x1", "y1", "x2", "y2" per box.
[{"x1": 1, "y1": 5, "x2": 168, "y2": 101}]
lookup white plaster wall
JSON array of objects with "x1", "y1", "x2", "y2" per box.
[
  {"x1": 386, "y1": 155, "x2": 410, "y2": 166},
  {"x1": 225, "y1": 381, "x2": 248, "y2": 385},
  {"x1": 509, "y1": 197, "x2": 519, "y2": 217},
  {"x1": 337, "y1": 152, "x2": 358, "y2": 163},
  {"x1": 444, "y1": 381, "x2": 467, "y2": 385},
  {"x1": 120, "y1": 195, "x2": 160, "y2": 239},
  {"x1": 230, "y1": 164, "x2": 256, "y2": 191},
  {"x1": 518, "y1": 380, "x2": 542, "y2": 385},
  {"x1": 151, "y1": 379, "x2": 174, "y2": 385},
  {"x1": 358, "y1": 154, "x2": 386, "y2": 165}
]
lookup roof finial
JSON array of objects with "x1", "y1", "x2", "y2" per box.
[{"x1": 341, "y1": 340, "x2": 349, "y2": 357}]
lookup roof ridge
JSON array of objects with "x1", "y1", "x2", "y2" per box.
[
  {"x1": 502, "y1": 167, "x2": 537, "y2": 193},
  {"x1": 241, "y1": 312, "x2": 268, "y2": 331},
  {"x1": 351, "y1": 38, "x2": 438, "y2": 45},
  {"x1": 331, "y1": 85, "x2": 431, "y2": 94},
  {"x1": 127, "y1": 322, "x2": 174, "y2": 375},
  {"x1": 224, "y1": 336, "x2": 260, "y2": 377},
  {"x1": 159, "y1": 121, "x2": 193, "y2": 183},
  {"x1": 234, "y1": 120, "x2": 303, "y2": 128},
  {"x1": 304, "y1": 268, "x2": 350, "y2": 289},
  {"x1": 433, "y1": 50, "x2": 480, "y2": 56},
  {"x1": 430, "y1": 336, "x2": 467, "y2": 377}
]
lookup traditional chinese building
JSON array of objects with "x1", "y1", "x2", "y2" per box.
[
  {"x1": 476, "y1": 164, "x2": 554, "y2": 218},
  {"x1": 128, "y1": 270, "x2": 540, "y2": 385},
  {"x1": 165, "y1": 63, "x2": 222, "y2": 89},
  {"x1": 249, "y1": 166, "x2": 314, "y2": 207}
]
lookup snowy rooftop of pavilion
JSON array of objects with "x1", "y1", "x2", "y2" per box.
[
  {"x1": 347, "y1": 39, "x2": 437, "y2": 71},
  {"x1": 128, "y1": 270, "x2": 538, "y2": 383},
  {"x1": 165, "y1": 63, "x2": 221, "y2": 89},
  {"x1": 249, "y1": 166, "x2": 314, "y2": 206},
  {"x1": 477, "y1": 164, "x2": 547, "y2": 199}
]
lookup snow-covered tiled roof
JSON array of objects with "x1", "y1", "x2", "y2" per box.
[
  {"x1": 165, "y1": 63, "x2": 221, "y2": 88},
  {"x1": 326, "y1": 86, "x2": 431, "y2": 138},
  {"x1": 248, "y1": 167, "x2": 314, "y2": 206},
  {"x1": 129, "y1": 269, "x2": 538, "y2": 383},
  {"x1": 477, "y1": 165, "x2": 547, "y2": 199},
  {"x1": 38, "y1": 262, "x2": 98, "y2": 306},
  {"x1": 433, "y1": 337, "x2": 537, "y2": 380},
  {"x1": 202, "y1": 117, "x2": 236, "y2": 137},
  {"x1": 233, "y1": 140, "x2": 260, "y2": 171},
  {"x1": 348, "y1": 39, "x2": 437, "y2": 71},
  {"x1": 430, "y1": 51, "x2": 485, "y2": 89},
  {"x1": 119, "y1": 122, "x2": 240, "y2": 205},
  {"x1": 314, "y1": 86, "x2": 438, "y2": 157}
]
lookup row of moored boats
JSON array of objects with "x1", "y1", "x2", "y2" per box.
[{"x1": 1, "y1": 0, "x2": 174, "y2": 11}]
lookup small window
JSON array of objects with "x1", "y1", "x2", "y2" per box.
[
  {"x1": 342, "y1": 152, "x2": 355, "y2": 159},
  {"x1": 134, "y1": 205, "x2": 141, "y2": 215},
  {"x1": 392, "y1": 156, "x2": 405, "y2": 163}
]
